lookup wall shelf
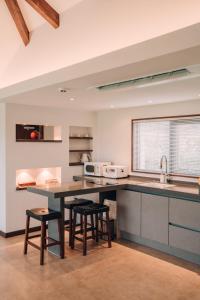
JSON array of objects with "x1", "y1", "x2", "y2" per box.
[
  {"x1": 69, "y1": 126, "x2": 93, "y2": 166},
  {"x1": 69, "y1": 137, "x2": 93, "y2": 140},
  {"x1": 69, "y1": 162, "x2": 84, "y2": 166},
  {"x1": 16, "y1": 186, "x2": 33, "y2": 191},
  {"x1": 69, "y1": 149, "x2": 93, "y2": 153},
  {"x1": 16, "y1": 139, "x2": 62, "y2": 142}
]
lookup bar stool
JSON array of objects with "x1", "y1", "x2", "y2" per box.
[
  {"x1": 71, "y1": 203, "x2": 112, "y2": 256},
  {"x1": 24, "y1": 208, "x2": 63, "y2": 265},
  {"x1": 64, "y1": 198, "x2": 93, "y2": 246}
]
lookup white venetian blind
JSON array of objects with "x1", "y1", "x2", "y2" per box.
[{"x1": 133, "y1": 116, "x2": 200, "y2": 177}]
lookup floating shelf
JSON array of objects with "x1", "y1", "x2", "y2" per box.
[
  {"x1": 69, "y1": 162, "x2": 84, "y2": 166},
  {"x1": 16, "y1": 186, "x2": 33, "y2": 191},
  {"x1": 69, "y1": 150, "x2": 93, "y2": 153},
  {"x1": 69, "y1": 137, "x2": 93, "y2": 140},
  {"x1": 16, "y1": 187, "x2": 28, "y2": 191},
  {"x1": 16, "y1": 139, "x2": 62, "y2": 142}
]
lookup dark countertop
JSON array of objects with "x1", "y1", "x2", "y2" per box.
[
  {"x1": 27, "y1": 178, "x2": 126, "y2": 198},
  {"x1": 73, "y1": 175, "x2": 200, "y2": 202},
  {"x1": 28, "y1": 175, "x2": 200, "y2": 202}
]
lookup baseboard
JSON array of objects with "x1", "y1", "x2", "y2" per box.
[
  {"x1": 1, "y1": 226, "x2": 41, "y2": 238},
  {"x1": 121, "y1": 231, "x2": 200, "y2": 266},
  {"x1": 0, "y1": 220, "x2": 69, "y2": 238},
  {"x1": 0, "y1": 231, "x2": 6, "y2": 238}
]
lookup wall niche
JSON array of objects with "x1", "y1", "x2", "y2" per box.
[{"x1": 16, "y1": 124, "x2": 62, "y2": 142}]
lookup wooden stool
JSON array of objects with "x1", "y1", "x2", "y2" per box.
[
  {"x1": 24, "y1": 208, "x2": 63, "y2": 265},
  {"x1": 71, "y1": 203, "x2": 112, "y2": 256},
  {"x1": 64, "y1": 198, "x2": 93, "y2": 246}
]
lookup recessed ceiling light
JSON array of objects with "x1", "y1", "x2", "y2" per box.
[
  {"x1": 69, "y1": 97, "x2": 75, "y2": 101},
  {"x1": 147, "y1": 100, "x2": 153, "y2": 104},
  {"x1": 198, "y1": 94, "x2": 200, "y2": 97},
  {"x1": 58, "y1": 87, "x2": 69, "y2": 93},
  {"x1": 110, "y1": 104, "x2": 115, "y2": 109}
]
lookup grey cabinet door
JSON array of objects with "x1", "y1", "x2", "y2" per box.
[
  {"x1": 117, "y1": 190, "x2": 141, "y2": 236},
  {"x1": 169, "y1": 198, "x2": 200, "y2": 230},
  {"x1": 141, "y1": 194, "x2": 169, "y2": 245},
  {"x1": 169, "y1": 225, "x2": 200, "y2": 255}
]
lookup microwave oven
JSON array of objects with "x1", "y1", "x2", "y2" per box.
[
  {"x1": 103, "y1": 165, "x2": 128, "y2": 178},
  {"x1": 84, "y1": 162, "x2": 111, "y2": 177}
]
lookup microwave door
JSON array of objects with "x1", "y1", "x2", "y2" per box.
[{"x1": 85, "y1": 164, "x2": 95, "y2": 174}]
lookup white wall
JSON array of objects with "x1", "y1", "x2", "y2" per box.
[
  {"x1": 96, "y1": 99, "x2": 200, "y2": 172},
  {"x1": 4, "y1": 103, "x2": 97, "y2": 233},
  {"x1": 0, "y1": 104, "x2": 6, "y2": 232},
  {"x1": 3, "y1": 99, "x2": 200, "y2": 233}
]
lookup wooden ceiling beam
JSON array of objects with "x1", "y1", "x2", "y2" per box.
[
  {"x1": 25, "y1": 0, "x2": 60, "y2": 29},
  {"x1": 4, "y1": 0, "x2": 30, "y2": 46}
]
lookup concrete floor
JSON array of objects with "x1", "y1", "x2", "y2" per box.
[{"x1": 0, "y1": 234, "x2": 200, "y2": 300}]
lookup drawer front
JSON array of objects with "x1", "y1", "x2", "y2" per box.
[
  {"x1": 169, "y1": 225, "x2": 200, "y2": 255},
  {"x1": 169, "y1": 198, "x2": 200, "y2": 229}
]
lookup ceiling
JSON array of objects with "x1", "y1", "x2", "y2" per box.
[
  {"x1": 4, "y1": 72, "x2": 200, "y2": 112},
  {"x1": 3, "y1": 45, "x2": 200, "y2": 111},
  {"x1": 2, "y1": 0, "x2": 83, "y2": 31},
  {"x1": 0, "y1": 0, "x2": 83, "y2": 83}
]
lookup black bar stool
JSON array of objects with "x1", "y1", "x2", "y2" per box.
[
  {"x1": 24, "y1": 208, "x2": 63, "y2": 265},
  {"x1": 64, "y1": 198, "x2": 93, "y2": 246},
  {"x1": 71, "y1": 203, "x2": 112, "y2": 256}
]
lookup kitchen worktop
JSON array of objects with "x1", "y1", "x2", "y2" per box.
[
  {"x1": 27, "y1": 178, "x2": 126, "y2": 198},
  {"x1": 27, "y1": 175, "x2": 200, "y2": 265},
  {"x1": 73, "y1": 175, "x2": 200, "y2": 202},
  {"x1": 28, "y1": 175, "x2": 200, "y2": 202}
]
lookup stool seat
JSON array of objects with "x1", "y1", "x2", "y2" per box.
[
  {"x1": 74, "y1": 203, "x2": 109, "y2": 215},
  {"x1": 64, "y1": 198, "x2": 93, "y2": 209},
  {"x1": 24, "y1": 207, "x2": 63, "y2": 265},
  {"x1": 26, "y1": 208, "x2": 61, "y2": 222},
  {"x1": 64, "y1": 198, "x2": 94, "y2": 247},
  {"x1": 72, "y1": 203, "x2": 112, "y2": 255}
]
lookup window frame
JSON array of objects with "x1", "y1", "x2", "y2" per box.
[{"x1": 131, "y1": 114, "x2": 200, "y2": 179}]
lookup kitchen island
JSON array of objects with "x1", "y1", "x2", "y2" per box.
[
  {"x1": 28, "y1": 179, "x2": 124, "y2": 257},
  {"x1": 28, "y1": 176, "x2": 200, "y2": 265}
]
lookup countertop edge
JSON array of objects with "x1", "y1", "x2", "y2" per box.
[{"x1": 27, "y1": 176, "x2": 200, "y2": 202}]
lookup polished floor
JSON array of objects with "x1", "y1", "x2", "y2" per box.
[{"x1": 0, "y1": 234, "x2": 200, "y2": 300}]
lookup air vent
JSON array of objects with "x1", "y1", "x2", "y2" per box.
[{"x1": 96, "y1": 68, "x2": 191, "y2": 91}]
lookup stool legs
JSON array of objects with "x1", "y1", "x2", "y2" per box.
[
  {"x1": 71, "y1": 212, "x2": 77, "y2": 249},
  {"x1": 90, "y1": 214, "x2": 95, "y2": 239},
  {"x1": 58, "y1": 218, "x2": 64, "y2": 259},
  {"x1": 69, "y1": 208, "x2": 73, "y2": 247},
  {"x1": 24, "y1": 215, "x2": 30, "y2": 255},
  {"x1": 100, "y1": 212, "x2": 104, "y2": 239},
  {"x1": 106, "y1": 211, "x2": 112, "y2": 248},
  {"x1": 44, "y1": 222, "x2": 47, "y2": 249},
  {"x1": 80, "y1": 214, "x2": 83, "y2": 233},
  {"x1": 71, "y1": 209, "x2": 111, "y2": 256},
  {"x1": 95, "y1": 213, "x2": 99, "y2": 243},
  {"x1": 40, "y1": 221, "x2": 46, "y2": 265},
  {"x1": 24, "y1": 211, "x2": 63, "y2": 265},
  {"x1": 83, "y1": 215, "x2": 87, "y2": 256}
]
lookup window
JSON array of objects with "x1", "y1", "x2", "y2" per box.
[{"x1": 132, "y1": 115, "x2": 200, "y2": 177}]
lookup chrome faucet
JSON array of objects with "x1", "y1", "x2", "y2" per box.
[{"x1": 160, "y1": 155, "x2": 168, "y2": 184}]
